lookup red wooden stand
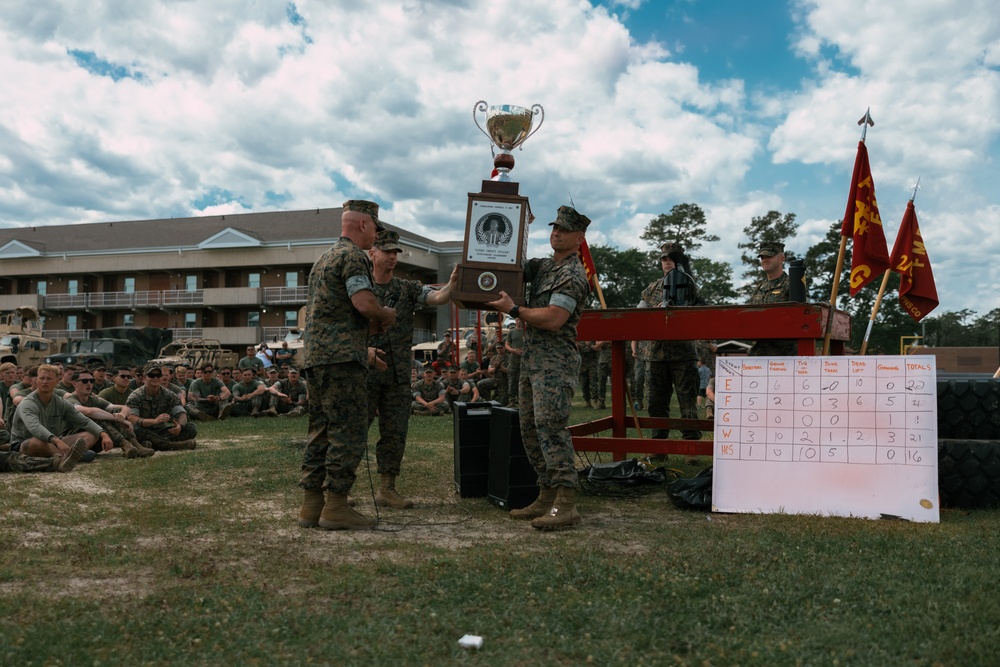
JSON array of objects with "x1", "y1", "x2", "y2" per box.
[{"x1": 570, "y1": 304, "x2": 852, "y2": 459}]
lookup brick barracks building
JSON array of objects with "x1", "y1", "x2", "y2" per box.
[{"x1": 0, "y1": 207, "x2": 461, "y2": 349}]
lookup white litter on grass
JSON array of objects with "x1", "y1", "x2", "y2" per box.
[{"x1": 458, "y1": 634, "x2": 483, "y2": 649}]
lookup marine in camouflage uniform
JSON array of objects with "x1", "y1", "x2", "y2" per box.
[
  {"x1": 367, "y1": 229, "x2": 457, "y2": 495},
  {"x1": 639, "y1": 242, "x2": 704, "y2": 440},
  {"x1": 595, "y1": 342, "x2": 612, "y2": 409},
  {"x1": 504, "y1": 320, "x2": 524, "y2": 408},
  {"x1": 631, "y1": 339, "x2": 651, "y2": 410},
  {"x1": 410, "y1": 369, "x2": 450, "y2": 415},
  {"x1": 577, "y1": 340, "x2": 599, "y2": 407},
  {"x1": 747, "y1": 240, "x2": 797, "y2": 357},
  {"x1": 441, "y1": 366, "x2": 465, "y2": 408},
  {"x1": 127, "y1": 364, "x2": 198, "y2": 450},
  {"x1": 269, "y1": 371, "x2": 308, "y2": 416},
  {"x1": 488, "y1": 205, "x2": 591, "y2": 530},
  {"x1": 489, "y1": 341, "x2": 509, "y2": 406},
  {"x1": 299, "y1": 201, "x2": 393, "y2": 528}
]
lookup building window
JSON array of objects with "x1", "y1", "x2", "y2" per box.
[
  {"x1": 185, "y1": 312, "x2": 197, "y2": 328},
  {"x1": 249, "y1": 273, "x2": 260, "y2": 288},
  {"x1": 285, "y1": 272, "x2": 298, "y2": 288},
  {"x1": 67, "y1": 315, "x2": 78, "y2": 331},
  {"x1": 124, "y1": 277, "x2": 135, "y2": 293},
  {"x1": 37, "y1": 281, "x2": 47, "y2": 296},
  {"x1": 248, "y1": 311, "x2": 260, "y2": 327},
  {"x1": 123, "y1": 313, "x2": 134, "y2": 326},
  {"x1": 284, "y1": 310, "x2": 297, "y2": 327},
  {"x1": 68, "y1": 279, "x2": 79, "y2": 295},
  {"x1": 185, "y1": 275, "x2": 197, "y2": 292}
]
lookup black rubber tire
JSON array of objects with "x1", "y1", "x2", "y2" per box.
[
  {"x1": 938, "y1": 439, "x2": 1000, "y2": 509},
  {"x1": 936, "y1": 377, "x2": 1000, "y2": 440}
]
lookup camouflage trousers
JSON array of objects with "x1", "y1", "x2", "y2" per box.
[
  {"x1": 0, "y1": 450, "x2": 57, "y2": 473},
  {"x1": 133, "y1": 421, "x2": 198, "y2": 449},
  {"x1": 231, "y1": 394, "x2": 265, "y2": 417},
  {"x1": 97, "y1": 419, "x2": 136, "y2": 449},
  {"x1": 492, "y1": 369, "x2": 509, "y2": 406},
  {"x1": 596, "y1": 360, "x2": 612, "y2": 403},
  {"x1": 367, "y1": 379, "x2": 411, "y2": 475},
  {"x1": 519, "y1": 363, "x2": 579, "y2": 489},
  {"x1": 633, "y1": 360, "x2": 649, "y2": 405},
  {"x1": 648, "y1": 358, "x2": 701, "y2": 439},
  {"x1": 506, "y1": 356, "x2": 521, "y2": 407},
  {"x1": 578, "y1": 358, "x2": 598, "y2": 403},
  {"x1": 300, "y1": 363, "x2": 368, "y2": 495},
  {"x1": 475, "y1": 378, "x2": 496, "y2": 401}
]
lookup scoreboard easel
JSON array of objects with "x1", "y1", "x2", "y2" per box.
[{"x1": 711, "y1": 355, "x2": 939, "y2": 522}]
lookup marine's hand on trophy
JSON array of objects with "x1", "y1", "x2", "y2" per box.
[{"x1": 486, "y1": 291, "x2": 513, "y2": 314}]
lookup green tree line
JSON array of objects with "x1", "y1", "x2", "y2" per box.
[{"x1": 585, "y1": 204, "x2": 999, "y2": 354}]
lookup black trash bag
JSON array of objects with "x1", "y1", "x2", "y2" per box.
[
  {"x1": 584, "y1": 459, "x2": 666, "y2": 485},
  {"x1": 667, "y1": 466, "x2": 713, "y2": 510}
]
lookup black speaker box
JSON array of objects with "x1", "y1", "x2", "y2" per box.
[
  {"x1": 488, "y1": 407, "x2": 539, "y2": 510},
  {"x1": 453, "y1": 401, "x2": 496, "y2": 497}
]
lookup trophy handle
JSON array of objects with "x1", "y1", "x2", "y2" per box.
[
  {"x1": 519, "y1": 104, "x2": 545, "y2": 150},
  {"x1": 473, "y1": 100, "x2": 492, "y2": 143}
]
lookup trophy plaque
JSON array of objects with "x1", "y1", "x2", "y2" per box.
[{"x1": 453, "y1": 102, "x2": 543, "y2": 310}]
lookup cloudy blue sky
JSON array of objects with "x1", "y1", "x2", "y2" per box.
[{"x1": 1, "y1": 0, "x2": 998, "y2": 316}]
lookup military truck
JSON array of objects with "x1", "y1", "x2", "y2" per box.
[
  {"x1": 45, "y1": 327, "x2": 172, "y2": 368},
  {"x1": 0, "y1": 306, "x2": 66, "y2": 366},
  {"x1": 151, "y1": 339, "x2": 239, "y2": 370}
]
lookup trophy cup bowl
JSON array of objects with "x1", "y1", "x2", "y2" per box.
[{"x1": 474, "y1": 101, "x2": 544, "y2": 182}]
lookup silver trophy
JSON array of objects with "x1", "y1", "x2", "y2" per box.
[{"x1": 473, "y1": 101, "x2": 544, "y2": 182}]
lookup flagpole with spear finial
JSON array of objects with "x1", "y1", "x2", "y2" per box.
[
  {"x1": 823, "y1": 108, "x2": 874, "y2": 355},
  {"x1": 569, "y1": 193, "x2": 643, "y2": 437},
  {"x1": 858, "y1": 177, "x2": 920, "y2": 354}
]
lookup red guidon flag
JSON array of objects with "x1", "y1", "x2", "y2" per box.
[
  {"x1": 579, "y1": 237, "x2": 597, "y2": 287},
  {"x1": 841, "y1": 141, "x2": 891, "y2": 295},
  {"x1": 889, "y1": 200, "x2": 939, "y2": 322}
]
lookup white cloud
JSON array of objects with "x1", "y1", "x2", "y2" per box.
[{"x1": 0, "y1": 0, "x2": 997, "y2": 315}]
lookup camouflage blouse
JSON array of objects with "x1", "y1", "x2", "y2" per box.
[
  {"x1": 521, "y1": 253, "x2": 589, "y2": 373},
  {"x1": 367, "y1": 277, "x2": 434, "y2": 385},
  {"x1": 304, "y1": 237, "x2": 375, "y2": 369}
]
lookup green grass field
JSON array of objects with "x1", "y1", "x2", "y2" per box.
[{"x1": 2, "y1": 401, "x2": 999, "y2": 666}]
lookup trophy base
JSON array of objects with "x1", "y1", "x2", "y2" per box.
[{"x1": 453, "y1": 265, "x2": 525, "y2": 310}]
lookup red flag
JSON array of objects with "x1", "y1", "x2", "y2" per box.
[
  {"x1": 889, "y1": 200, "x2": 939, "y2": 322},
  {"x1": 579, "y1": 237, "x2": 597, "y2": 286},
  {"x1": 841, "y1": 141, "x2": 891, "y2": 295}
]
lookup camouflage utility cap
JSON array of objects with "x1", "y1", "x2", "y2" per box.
[
  {"x1": 343, "y1": 199, "x2": 385, "y2": 230},
  {"x1": 758, "y1": 241, "x2": 785, "y2": 257},
  {"x1": 375, "y1": 229, "x2": 403, "y2": 252},
  {"x1": 660, "y1": 241, "x2": 684, "y2": 258},
  {"x1": 549, "y1": 205, "x2": 591, "y2": 232}
]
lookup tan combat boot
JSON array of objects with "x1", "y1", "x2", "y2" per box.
[
  {"x1": 56, "y1": 440, "x2": 88, "y2": 473},
  {"x1": 318, "y1": 493, "x2": 376, "y2": 530},
  {"x1": 375, "y1": 473, "x2": 414, "y2": 509},
  {"x1": 120, "y1": 439, "x2": 139, "y2": 459},
  {"x1": 509, "y1": 486, "x2": 557, "y2": 520},
  {"x1": 125, "y1": 437, "x2": 155, "y2": 458},
  {"x1": 298, "y1": 488, "x2": 325, "y2": 528},
  {"x1": 531, "y1": 487, "x2": 582, "y2": 531}
]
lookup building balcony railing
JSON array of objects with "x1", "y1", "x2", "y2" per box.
[
  {"x1": 41, "y1": 329, "x2": 91, "y2": 341},
  {"x1": 87, "y1": 292, "x2": 136, "y2": 308},
  {"x1": 39, "y1": 286, "x2": 307, "y2": 311},
  {"x1": 262, "y1": 286, "x2": 308, "y2": 305},
  {"x1": 42, "y1": 294, "x2": 88, "y2": 309},
  {"x1": 162, "y1": 290, "x2": 204, "y2": 306}
]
